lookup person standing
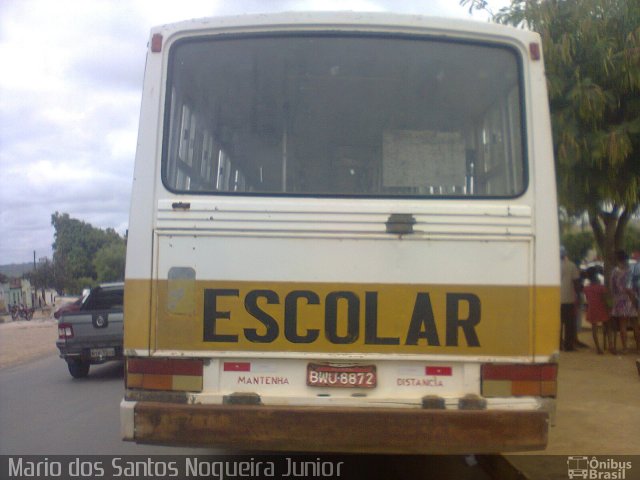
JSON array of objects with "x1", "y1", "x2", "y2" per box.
[
  {"x1": 560, "y1": 246, "x2": 581, "y2": 351},
  {"x1": 583, "y1": 267, "x2": 612, "y2": 354},
  {"x1": 610, "y1": 250, "x2": 639, "y2": 352}
]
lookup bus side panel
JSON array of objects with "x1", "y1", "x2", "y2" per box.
[{"x1": 151, "y1": 233, "x2": 534, "y2": 357}]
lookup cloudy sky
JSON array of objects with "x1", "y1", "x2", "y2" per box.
[{"x1": 0, "y1": 0, "x2": 505, "y2": 265}]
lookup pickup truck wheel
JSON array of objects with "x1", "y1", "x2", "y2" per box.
[{"x1": 67, "y1": 359, "x2": 90, "y2": 378}]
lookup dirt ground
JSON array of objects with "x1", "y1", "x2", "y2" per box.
[
  {"x1": 0, "y1": 308, "x2": 58, "y2": 368},
  {"x1": 507, "y1": 328, "x2": 640, "y2": 479},
  {"x1": 530, "y1": 330, "x2": 640, "y2": 455},
  {"x1": 0, "y1": 307, "x2": 638, "y2": 477}
]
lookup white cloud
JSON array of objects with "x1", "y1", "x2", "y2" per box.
[{"x1": 0, "y1": 0, "x2": 504, "y2": 264}]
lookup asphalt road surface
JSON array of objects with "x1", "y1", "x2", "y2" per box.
[
  {"x1": 0, "y1": 354, "x2": 214, "y2": 455},
  {"x1": 0, "y1": 354, "x2": 495, "y2": 479}
]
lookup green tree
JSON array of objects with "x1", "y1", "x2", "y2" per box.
[
  {"x1": 29, "y1": 259, "x2": 55, "y2": 291},
  {"x1": 625, "y1": 223, "x2": 640, "y2": 253},
  {"x1": 51, "y1": 212, "x2": 126, "y2": 293},
  {"x1": 94, "y1": 243, "x2": 126, "y2": 283},
  {"x1": 67, "y1": 277, "x2": 97, "y2": 297},
  {"x1": 462, "y1": 0, "x2": 640, "y2": 278},
  {"x1": 561, "y1": 230, "x2": 595, "y2": 264}
]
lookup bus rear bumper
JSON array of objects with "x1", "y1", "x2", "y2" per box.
[{"x1": 121, "y1": 400, "x2": 548, "y2": 454}]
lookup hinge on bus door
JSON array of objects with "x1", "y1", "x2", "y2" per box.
[{"x1": 385, "y1": 213, "x2": 416, "y2": 235}]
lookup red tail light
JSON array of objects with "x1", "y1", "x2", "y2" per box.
[
  {"x1": 529, "y1": 42, "x2": 541, "y2": 60},
  {"x1": 58, "y1": 323, "x2": 74, "y2": 340},
  {"x1": 126, "y1": 358, "x2": 203, "y2": 392},
  {"x1": 151, "y1": 33, "x2": 163, "y2": 53}
]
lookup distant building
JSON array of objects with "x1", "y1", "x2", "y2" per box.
[
  {"x1": 9, "y1": 278, "x2": 22, "y2": 306},
  {"x1": 8, "y1": 278, "x2": 35, "y2": 308},
  {"x1": 0, "y1": 283, "x2": 8, "y2": 313}
]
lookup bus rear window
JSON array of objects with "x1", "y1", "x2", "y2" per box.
[{"x1": 162, "y1": 34, "x2": 525, "y2": 198}]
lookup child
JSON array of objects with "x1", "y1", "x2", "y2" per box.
[{"x1": 583, "y1": 267, "x2": 612, "y2": 354}]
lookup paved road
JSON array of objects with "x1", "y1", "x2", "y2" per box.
[{"x1": 0, "y1": 354, "x2": 213, "y2": 455}]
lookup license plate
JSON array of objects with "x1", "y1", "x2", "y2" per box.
[
  {"x1": 307, "y1": 363, "x2": 376, "y2": 388},
  {"x1": 90, "y1": 348, "x2": 115, "y2": 359}
]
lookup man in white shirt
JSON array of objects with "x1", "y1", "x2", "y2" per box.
[{"x1": 560, "y1": 246, "x2": 580, "y2": 351}]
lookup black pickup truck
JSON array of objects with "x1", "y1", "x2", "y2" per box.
[{"x1": 56, "y1": 282, "x2": 124, "y2": 378}]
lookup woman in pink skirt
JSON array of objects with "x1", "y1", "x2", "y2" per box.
[{"x1": 583, "y1": 267, "x2": 612, "y2": 354}]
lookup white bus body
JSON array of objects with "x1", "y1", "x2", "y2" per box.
[{"x1": 121, "y1": 12, "x2": 559, "y2": 453}]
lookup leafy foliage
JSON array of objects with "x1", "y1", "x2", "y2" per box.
[
  {"x1": 561, "y1": 230, "x2": 595, "y2": 264},
  {"x1": 461, "y1": 0, "x2": 640, "y2": 275},
  {"x1": 51, "y1": 212, "x2": 126, "y2": 293},
  {"x1": 625, "y1": 224, "x2": 640, "y2": 253},
  {"x1": 30, "y1": 259, "x2": 55, "y2": 290},
  {"x1": 497, "y1": 0, "x2": 640, "y2": 214},
  {"x1": 94, "y1": 242, "x2": 126, "y2": 283}
]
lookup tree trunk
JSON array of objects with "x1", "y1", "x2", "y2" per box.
[{"x1": 589, "y1": 206, "x2": 630, "y2": 285}]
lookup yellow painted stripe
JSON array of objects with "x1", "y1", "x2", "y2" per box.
[
  {"x1": 124, "y1": 279, "x2": 151, "y2": 350},
  {"x1": 125, "y1": 279, "x2": 560, "y2": 357},
  {"x1": 533, "y1": 285, "x2": 561, "y2": 355}
]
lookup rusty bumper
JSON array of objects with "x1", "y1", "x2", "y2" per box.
[{"x1": 129, "y1": 402, "x2": 548, "y2": 454}]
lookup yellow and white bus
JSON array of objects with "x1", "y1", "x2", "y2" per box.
[{"x1": 121, "y1": 11, "x2": 559, "y2": 454}]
